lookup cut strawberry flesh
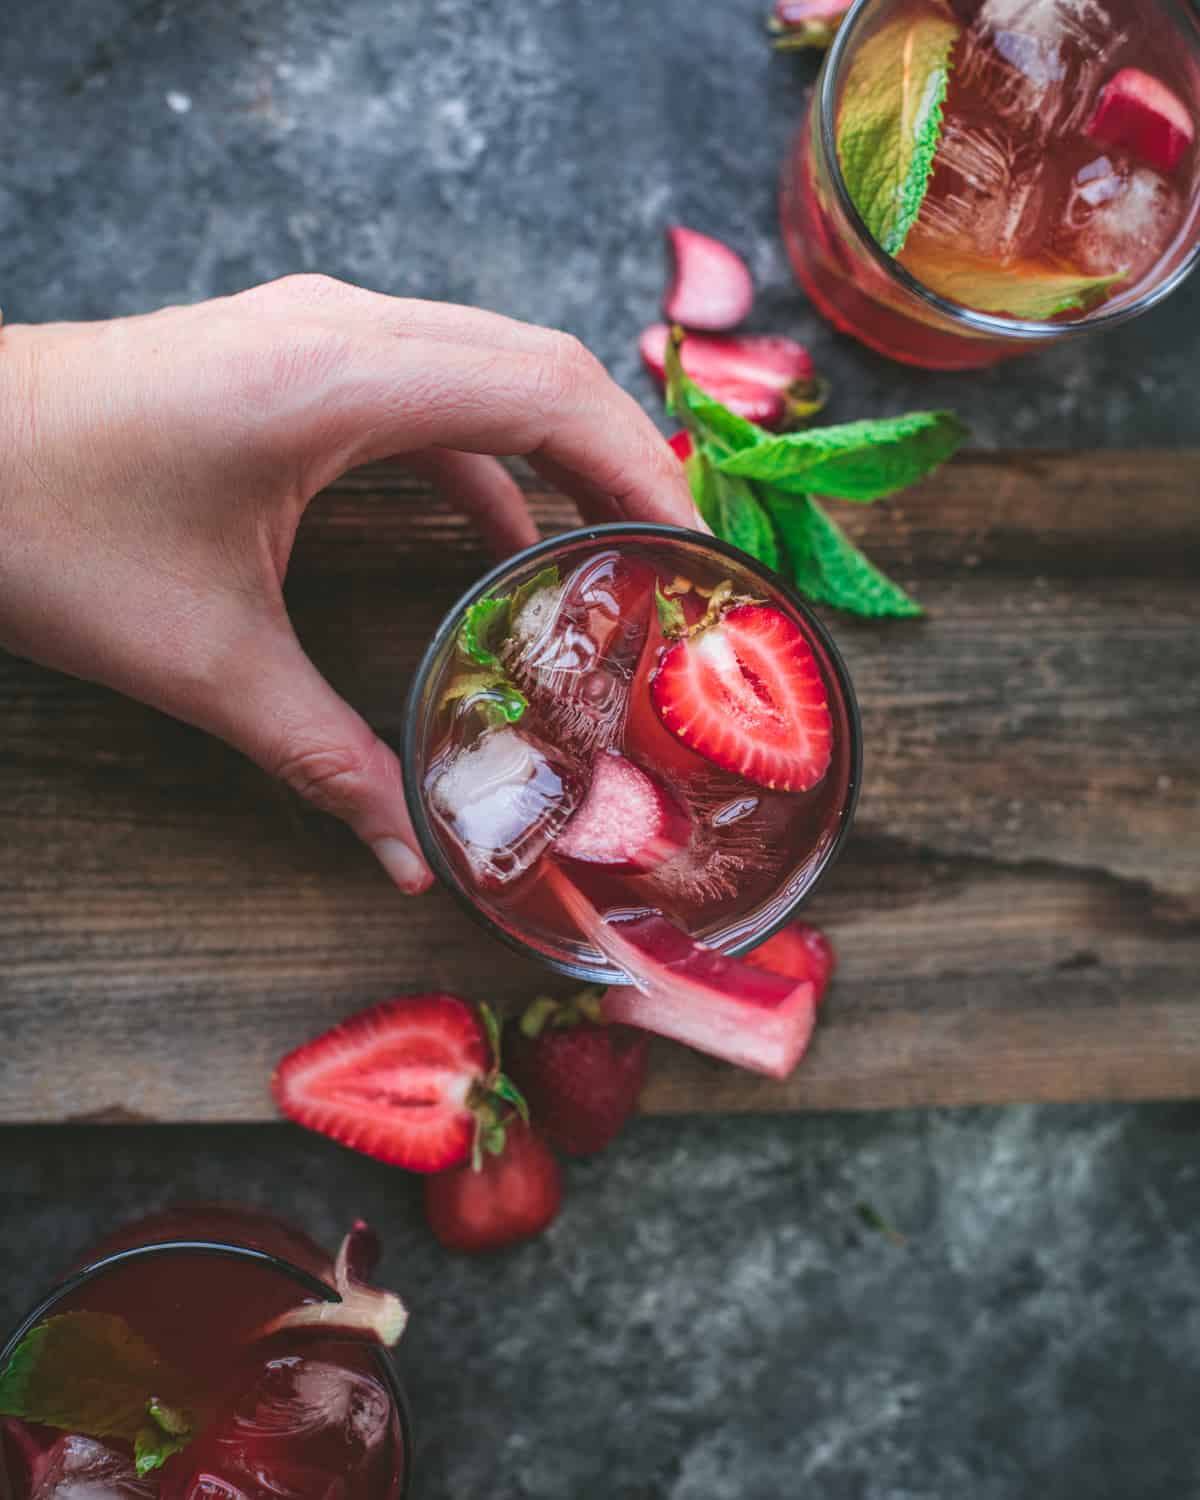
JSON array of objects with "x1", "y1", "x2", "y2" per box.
[
  {"x1": 663, "y1": 226, "x2": 755, "y2": 332},
  {"x1": 745, "y1": 920, "x2": 836, "y2": 1002},
  {"x1": 272, "y1": 994, "x2": 488, "y2": 1173},
  {"x1": 652, "y1": 604, "x2": 832, "y2": 793},
  {"x1": 1087, "y1": 68, "x2": 1194, "y2": 174},
  {"x1": 624, "y1": 608, "x2": 720, "y2": 787},
  {"x1": 555, "y1": 750, "x2": 689, "y2": 872},
  {"x1": 545, "y1": 864, "x2": 816, "y2": 1079},
  {"x1": 640, "y1": 323, "x2": 816, "y2": 426}
]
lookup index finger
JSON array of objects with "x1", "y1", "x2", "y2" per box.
[{"x1": 249, "y1": 281, "x2": 699, "y2": 530}]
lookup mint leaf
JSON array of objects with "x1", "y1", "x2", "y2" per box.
[
  {"x1": 664, "y1": 330, "x2": 764, "y2": 458},
  {"x1": 764, "y1": 491, "x2": 923, "y2": 617},
  {"x1": 836, "y1": 2, "x2": 959, "y2": 256},
  {"x1": 655, "y1": 582, "x2": 688, "y2": 637},
  {"x1": 509, "y1": 565, "x2": 560, "y2": 626},
  {"x1": 136, "y1": 1400, "x2": 193, "y2": 1476},
  {"x1": 900, "y1": 239, "x2": 1125, "y2": 318},
  {"x1": 0, "y1": 1313, "x2": 193, "y2": 1467},
  {"x1": 440, "y1": 671, "x2": 527, "y2": 724},
  {"x1": 713, "y1": 471, "x2": 780, "y2": 571},
  {"x1": 458, "y1": 596, "x2": 510, "y2": 668},
  {"x1": 714, "y1": 411, "x2": 967, "y2": 500}
]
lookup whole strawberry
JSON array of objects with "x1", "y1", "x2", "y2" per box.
[
  {"x1": 506, "y1": 990, "x2": 649, "y2": 1157},
  {"x1": 424, "y1": 1122, "x2": 563, "y2": 1254}
]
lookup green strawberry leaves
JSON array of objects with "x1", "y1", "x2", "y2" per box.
[
  {"x1": 654, "y1": 582, "x2": 688, "y2": 637},
  {"x1": 663, "y1": 328, "x2": 964, "y2": 619},
  {"x1": 836, "y1": 1, "x2": 960, "y2": 256},
  {"x1": 0, "y1": 1312, "x2": 196, "y2": 1476},
  {"x1": 714, "y1": 411, "x2": 968, "y2": 499},
  {"x1": 899, "y1": 240, "x2": 1126, "y2": 319}
]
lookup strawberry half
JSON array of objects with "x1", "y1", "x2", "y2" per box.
[
  {"x1": 272, "y1": 994, "x2": 525, "y2": 1174},
  {"x1": 651, "y1": 593, "x2": 833, "y2": 793},
  {"x1": 640, "y1": 323, "x2": 825, "y2": 430},
  {"x1": 1087, "y1": 68, "x2": 1194, "y2": 174},
  {"x1": 745, "y1": 920, "x2": 836, "y2": 1002},
  {"x1": 506, "y1": 990, "x2": 649, "y2": 1156},
  {"x1": 424, "y1": 1122, "x2": 563, "y2": 1254},
  {"x1": 663, "y1": 225, "x2": 755, "y2": 331}
]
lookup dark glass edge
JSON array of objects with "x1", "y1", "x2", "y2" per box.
[
  {"x1": 401, "y1": 522, "x2": 863, "y2": 983},
  {"x1": 0, "y1": 1239, "x2": 414, "y2": 1500}
]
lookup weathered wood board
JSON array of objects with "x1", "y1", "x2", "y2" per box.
[{"x1": 1, "y1": 452, "x2": 1197, "y2": 1122}]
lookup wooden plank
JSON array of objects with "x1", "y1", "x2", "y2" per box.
[{"x1": 1, "y1": 451, "x2": 1198, "y2": 1121}]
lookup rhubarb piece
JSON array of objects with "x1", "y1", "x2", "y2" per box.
[
  {"x1": 640, "y1": 324, "x2": 824, "y2": 431},
  {"x1": 272, "y1": 994, "x2": 526, "y2": 1173},
  {"x1": 663, "y1": 226, "x2": 755, "y2": 331},
  {"x1": 424, "y1": 1123, "x2": 563, "y2": 1254},
  {"x1": 745, "y1": 920, "x2": 836, "y2": 1001},
  {"x1": 506, "y1": 991, "x2": 648, "y2": 1157},
  {"x1": 651, "y1": 592, "x2": 833, "y2": 793},
  {"x1": 254, "y1": 1223, "x2": 407, "y2": 1348},
  {"x1": 545, "y1": 864, "x2": 817, "y2": 1078},
  {"x1": 1087, "y1": 68, "x2": 1194, "y2": 175},
  {"x1": 555, "y1": 751, "x2": 690, "y2": 872},
  {"x1": 768, "y1": 0, "x2": 853, "y2": 51}
]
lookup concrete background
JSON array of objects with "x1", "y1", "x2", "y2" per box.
[{"x1": 1, "y1": 2, "x2": 1198, "y2": 1496}]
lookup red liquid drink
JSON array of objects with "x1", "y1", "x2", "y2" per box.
[
  {"x1": 0, "y1": 1208, "x2": 409, "y2": 1500},
  {"x1": 782, "y1": 0, "x2": 1200, "y2": 368},
  {"x1": 403, "y1": 526, "x2": 859, "y2": 993}
]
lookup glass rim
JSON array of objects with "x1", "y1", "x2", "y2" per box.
[
  {"x1": 401, "y1": 521, "x2": 863, "y2": 983},
  {"x1": 818, "y1": 0, "x2": 1200, "y2": 341},
  {"x1": 0, "y1": 1238, "x2": 414, "y2": 1500}
]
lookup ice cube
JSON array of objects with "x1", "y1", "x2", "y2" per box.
[
  {"x1": 428, "y1": 726, "x2": 582, "y2": 889},
  {"x1": 917, "y1": 118, "x2": 1049, "y2": 262},
  {"x1": 957, "y1": 0, "x2": 1126, "y2": 138},
  {"x1": 31, "y1": 1436, "x2": 155, "y2": 1500},
  {"x1": 161, "y1": 1355, "x2": 392, "y2": 1500},
  {"x1": 1055, "y1": 163, "x2": 1183, "y2": 278},
  {"x1": 502, "y1": 551, "x2": 653, "y2": 757}
]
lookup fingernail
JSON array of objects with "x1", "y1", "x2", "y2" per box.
[{"x1": 372, "y1": 838, "x2": 433, "y2": 894}]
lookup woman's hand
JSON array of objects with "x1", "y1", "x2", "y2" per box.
[{"x1": 0, "y1": 275, "x2": 697, "y2": 891}]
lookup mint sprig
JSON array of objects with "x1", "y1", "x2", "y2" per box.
[
  {"x1": 449, "y1": 566, "x2": 560, "y2": 726},
  {"x1": 664, "y1": 328, "x2": 963, "y2": 619},
  {"x1": 836, "y1": 1, "x2": 960, "y2": 256},
  {"x1": 899, "y1": 238, "x2": 1126, "y2": 319},
  {"x1": 0, "y1": 1312, "x2": 195, "y2": 1476}
]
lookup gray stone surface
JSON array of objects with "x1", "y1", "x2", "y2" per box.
[
  {"x1": 3, "y1": 1107, "x2": 1200, "y2": 1500},
  {"x1": 1, "y1": 0, "x2": 1198, "y2": 447}
]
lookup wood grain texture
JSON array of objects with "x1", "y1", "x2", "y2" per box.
[{"x1": 1, "y1": 452, "x2": 1198, "y2": 1122}]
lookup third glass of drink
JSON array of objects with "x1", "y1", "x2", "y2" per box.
[
  {"x1": 403, "y1": 525, "x2": 861, "y2": 1080},
  {"x1": 781, "y1": 0, "x2": 1200, "y2": 367}
]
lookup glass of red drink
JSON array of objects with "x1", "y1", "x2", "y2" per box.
[
  {"x1": 781, "y1": 0, "x2": 1200, "y2": 368},
  {"x1": 402, "y1": 524, "x2": 860, "y2": 988},
  {"x1": 0, "y1": 1208, "x2": 412, "y2": 1500}
]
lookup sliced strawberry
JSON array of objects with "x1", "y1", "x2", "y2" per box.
[
  {"x1": 651, "y1": 601, "x2": 832, "y2": 793},
  {"x1": 506, "y1": 991, "x2": 649, "y2": 1156},
  {"x1": 272, "y1": 994, "x2": 523, "y2": 1174},
  {"x1": 1087, "y1": 68, "x2": 1194, "y2": 174},
  {"x1": 555, "y1": 750, "x2": 690, "y2": 872},
  {"x1": 545, "y1": 865, "x2": 816, "y2": 1078},
  {"x1": 667, "y1": 429, "x2": 694, "y2": 462},
  {"x1": 640, "y1": 324, "x2": 822, "y2": 430},
  {"x1": 745, "y1": 920, "x2": 836, "y2": 1002},
  {"x1": 424, "y1": 1122, "x2": 563, "y2": 1253},
  {"x1": 663, "y1": 226, "x2": 755, "y2": 331}
]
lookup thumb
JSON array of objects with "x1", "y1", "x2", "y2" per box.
[{"x1": 206, "y1": 627, "x2": 433, "y2": 894}]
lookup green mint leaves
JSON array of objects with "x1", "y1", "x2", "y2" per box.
[
  {"x1": 450, "y1": 566, "x2": 560, "y2": 727},
  {"x1": 0, "y1": 1313, "x2": 195, "y2": 1476},
  {"x1": 836, "y1": 1, "x2": 959, "y2": 256},
  {"x1": 665, "y1": 328, "x2": 965, "y2": 618},
  {"x1": 899, "y1": 240, "x2": 1126, "y2": 319}
]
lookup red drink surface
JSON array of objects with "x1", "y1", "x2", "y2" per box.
[
  {"x1": 1, "y1": 1209, "x2": 404, "y2": 1500},
  {"x1": 419, "y1": 537, "x2": 854, "y2": 966},
  {"x1": 784, "y1": 0, "x2": 1200, "y2": 366}
]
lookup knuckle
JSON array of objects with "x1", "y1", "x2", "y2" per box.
[
  {"x1": 273, "y1": 743, "x2": 366, "y2": 817},
  {"x1": 528, "y1": 331, "x2": 602, "y2": 415},
  {"x1": 257, "y1": 272, "x2": 356, "y2": 307}
]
